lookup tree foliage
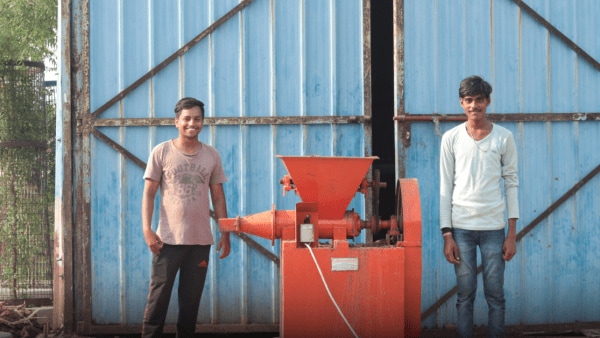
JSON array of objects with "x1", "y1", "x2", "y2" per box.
[
  {"x1": 0, "y1": 0, "x2": 56, "y2": 300},
  {"x1": 0, "y1": 0, "x2": 57, "y2": 63}
]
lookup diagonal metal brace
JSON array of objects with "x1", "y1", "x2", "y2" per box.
[
  {"x1": 90, "y1": 0, "x2": 254, "y2": 119},
  {"x1": 514, "y1": 0, "x2": 600, "y2": 71}
]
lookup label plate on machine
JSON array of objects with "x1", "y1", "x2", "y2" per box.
[{"x1": 331, "y1": 258, "x2": 359, "y2": 271}]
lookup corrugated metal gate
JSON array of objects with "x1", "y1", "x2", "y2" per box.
[
  {"x1": 398, "y1": 0, "x2": 600, "y2": 329},
  {"x1": 58, "y1": 0, "x2": 600, "y2": 335},
  {"x1": 58, "y1": 0, "x2": 369, "y2": 334}
]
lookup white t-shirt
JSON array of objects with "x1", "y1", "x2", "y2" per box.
[
  {"x1": 439, "y1": 122, "x2": 519, "y2": 231},
  {"x1": 144, "y1": 140, "x2": 227, "y2": 245}
]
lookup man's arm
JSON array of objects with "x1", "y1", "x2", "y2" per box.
[
  {"x1": 502, "y1": 133, "x2": 519, "y2": 261},
  {"x1": 142, "y1": 178, "x2": 163, "y2": 255},
  {"x1": 503, "y1": 133, "x2": 519, "y2": 219},
  {"x1": 440, "y1": 132, "x2": 461, "y2": 264},
  {"x1": 210, "y1": 183, "x2": 231, "y2": 259},
  {"x1": 439, "y1": 133, "x2": 455, "y2": 230}
]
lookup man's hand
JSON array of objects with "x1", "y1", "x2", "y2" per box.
[
  {"x1": 143, "y1": 229, "x2": 163, "y2": 255},
  {"x1": 443, "y1": 234, "x2": 461, "y2": 264},
  {"x1": 503, "y1": 236, "x2": 517, "y2": 261},
  {"x1": 142, "y1": 179, "x2": 161, "y2": 255},
  {"x1": 217, "y1": 232, "x2": 231, "y2": 259}
]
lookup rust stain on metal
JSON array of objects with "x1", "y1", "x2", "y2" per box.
[
  {"x1": 70, "y1": 0, "x2": 94, "y2": 334},
  {"x1": 93, "y1": 115, "x2": 370, "y2": 127},
  {"x1": 395, "y1": 112, "x2": 600, "y2": 122},
  {"x1": 393, "y1": 0, "x2": 410, "y2": 180},
  {"x1": 362, "y1": 0, "x2": 372, "y2": 123}
]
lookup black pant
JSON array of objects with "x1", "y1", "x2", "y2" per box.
[{"x1": 142, "y1": 244, "x2": 211, "y2": 338}]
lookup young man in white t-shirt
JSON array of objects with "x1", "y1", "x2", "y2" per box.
[{"x1": 440, "y1": 76, "x2": 519, "y2": 338}]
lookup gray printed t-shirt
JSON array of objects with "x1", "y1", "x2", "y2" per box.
[{"x1": 144, "y1": 140, "x2": 227, "y2": 245}]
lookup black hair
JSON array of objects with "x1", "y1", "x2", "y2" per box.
[
  {"x1": 174, "y1": 97, "x2": 205, "y2": 118},
  {"x1": 459, "y1": 75, "x2": 493, "y2": 99}
]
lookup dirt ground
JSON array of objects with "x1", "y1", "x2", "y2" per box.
[
  {"x1": 421, "y1": 322, "x2": 600, "y2": 337},
  {"x1": 1, "y1": 300, "x2": 599, "y2": 338},
  {"x1": 0, "y1": 303, "x2": 46, "y2": 337},
  {"x1": 1, "y1": 326, "x2": 600, "y2": 338}
]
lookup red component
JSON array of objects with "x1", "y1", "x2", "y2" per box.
[
  {"x1": 219, "y1": 156, "x2": 422, "y2": 337},
  {"x1": 277, "y1": 155, "x2": 377, "y2": 220}
]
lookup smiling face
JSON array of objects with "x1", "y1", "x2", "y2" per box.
[
  {"x1": 460, "y1": 94, "x2": 491, "y2": 123},
  {"x1": 175, "y1": 106, "x2": 204, "y2": 140},
  {"x1": 458, "y1": 76, "x2": 493, "y2": 123}
]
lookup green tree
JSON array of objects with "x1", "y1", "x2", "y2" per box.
[
  {"x1": 0, "y1": 0, "x2": 56, "y2": 300},
  {"x1": 0, "y1": 0, "x2": 57, "y2": 63}
]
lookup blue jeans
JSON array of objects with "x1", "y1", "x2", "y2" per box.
[{"x1": 453, "y1": 229, "x2": 505, "y2": 338}]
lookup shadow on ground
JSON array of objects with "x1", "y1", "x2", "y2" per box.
[
  {"x1": 4, "y1": 322, "x2": 600, "y2": 337},
  {"x1": 92, "y1": 322, "x2": 600, "y2": 338}
]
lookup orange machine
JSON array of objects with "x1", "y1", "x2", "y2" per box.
[{"x1": 219, "y1": 156, "x2": 422, "y2": 338}]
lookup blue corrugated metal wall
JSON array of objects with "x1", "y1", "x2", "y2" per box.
[
  {"x1": 403, "y1": 0, "x2": 600, "y2": 329},
  {"x1": 60, "y1": 0, "x2": 600, "y2": 333},
  {"x1": 61, "y1": 0, "x2": 367, "y2": 332}
]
